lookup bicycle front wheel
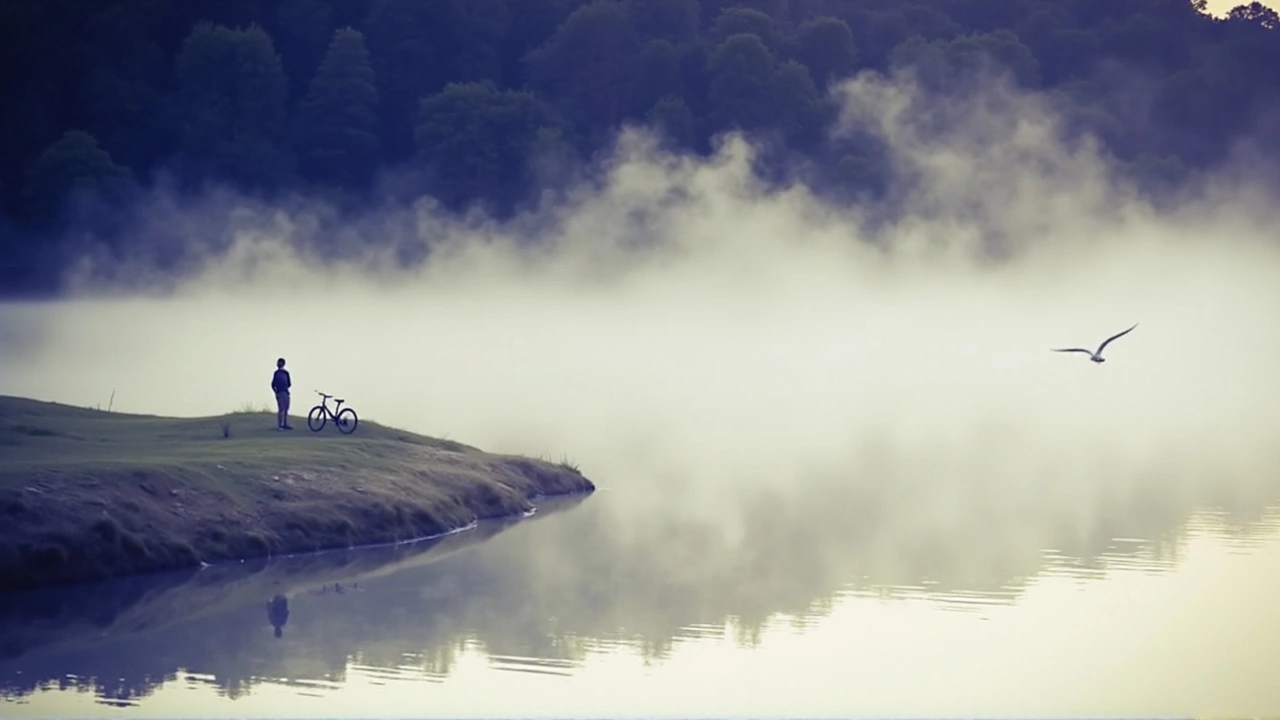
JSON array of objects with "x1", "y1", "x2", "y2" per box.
[
  {"x1": 307, "y1": 406, "x2": 327, "y2": 432},
  {"x1": 336, "y1": 407, "x2": 358, "y2": 434}
]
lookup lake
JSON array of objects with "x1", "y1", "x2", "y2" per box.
[
  {"x1": 2, "y1": 463, "x2": 1278, "y2": 718},
  {"x1": 3, "y1": 218, "x2": 1280, "y2": 718}
]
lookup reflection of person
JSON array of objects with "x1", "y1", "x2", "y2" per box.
[
  {"x1": 267, "y1": 594, "x2": 289, "y2": 638},
  {"x1": 271, "y1": 358, "x2": 292, "y2": 430}
]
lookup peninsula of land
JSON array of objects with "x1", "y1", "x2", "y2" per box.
[{"x1": 0, "y1": 395, "x2": 595, "y2": 591}]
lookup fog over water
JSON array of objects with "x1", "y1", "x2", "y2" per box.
[{"x1": 3, "y1": 73, "x2": 1280, "y2": 711}]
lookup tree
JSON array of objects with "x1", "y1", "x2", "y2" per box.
[
  {"x1": 452, "y1": 0, "x2": 513, "y2": 83},
  {"x1": 78, "y1": 0, "x2": 178, "y2": 174},
  {"x1": 900, "y1": 4, "x2": 964, "y2": 40},
  {"x1": 1127, "y1": 153, "x2": 1192, "y2": 200},
  {"x1": 712, "y1": 7, "x2": 782, "y2": 51},
  {"x1": 852, "y1": 10, "x2": 913, "y2": 70},
  {"x1": 771, "y1": 60, "x2": 829, "y2": 151},
  {"x1": 24, "y1": 131, "x2": 133, "y2": 224},
  {"x1": 363, "y1": 0, "x2": 467, "y2": 161},
  {"x1": 938, "y1": 0, "x2": 1038, "y2": 33},
  {"x1": 972, "y1": 29, "x2": 1042, "y2": 88},
  {"x1": 792, "y1": 16, "x2": 859, "y2": 91},
  {"x1": 627, "y1": 0, "x2": 699, "y2": 43},
  {"x1": 0, "y1": 0, "x2": 96, "y2": 221},
  {"x1": 637, "y1": 39, "x2": 685, "y2": 114},
  {"x1": 267, "y1": 0, "x2": 336, "y2": 106},
  {"x1": 646, "y1": 96, "x2": 696, "y2": 149},
  {"x1": 1228, "y1": 2, "x2": 1280, "y2": 29},
  {"x1": 415, "y1": 81, "x2": 555, "y2": 209},
  {"x1": 174, "y1": 22, "x2": 293, "y2": 191},
  {"x1": 889, "y1": 30, "x2": 1041, "y2": 93},
  {"x1": 498, "y1": 0, "x2": 590, "y2": 89},
  {"x1": 1151, "y1": 64, "x2": 1252, "y2": 166},
  {"x1": 829, "y1": 151, "x2": 888, "y2": 198},
  {"x1": 676, "y1": 41, "x2": 714, "y2": 148},
  {"x1": 1046, "y1": 80, "x2": 1125, "y2": 154},
  {"x1": 295, "y1": 27, "x2": 381, "y2": 191},
  {"x1": 700, "y1": 0, "x2": 790, "y2": 29},
  {"x1": 706, "y1": 34, "x2": 778, "y2": 134},
  {"x1": 1101, "y1": 13, "x2": 1188, "y2": 72},
  {"x1": 1016, "y1": 8, "x2": 1100, "y2": 84},
  {"x1": 526, "y1": 0, "x2": 643, "y2": 134}
]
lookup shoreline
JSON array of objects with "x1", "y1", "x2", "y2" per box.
[
  {"x1": 0, "y1": 395, "x2": 596, "y2": 591},
  {"x1": 0, "y1": 493, "x2": 593, "y2": 665}
]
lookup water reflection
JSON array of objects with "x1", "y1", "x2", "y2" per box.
[
  {"x1": 0, "y1": 496, "x2": 585, "y2": 704},
  {"x1": 2, "y1": 464, "x2": 1279, "y2": 714},
  {"x1": 839, "y1": 505, "x2": 1280, "y2": 616},
  {"x1": 266, "y1": 595, "x2": 289, "y2": 639}
]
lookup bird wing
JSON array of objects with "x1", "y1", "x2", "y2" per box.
[
  {"x1": 1051, "y1": 348, "x2": 1094, "y2": 354},
  {"x1": 1095, "y1": 323, "x2": 1138, "y2": 354}
]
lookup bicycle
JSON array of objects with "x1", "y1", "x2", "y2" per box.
[{"x1": 307, "y1": 391, "x2": 359, "y2": 434}]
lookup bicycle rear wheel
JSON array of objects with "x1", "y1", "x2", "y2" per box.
[
  {"x1": 307, "y1": 406, "x2": 327, "y2": 432},
  {"x1": 336, "y1": 407, "x2": 358, "y2": 435}
]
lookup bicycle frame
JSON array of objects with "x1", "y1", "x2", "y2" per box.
[
  {"x1": 309, "y1": 390, "x2": 359, "y2": 434},
  {"x1": 315, "y1": 395, "x2": 344, "y2": 419}
]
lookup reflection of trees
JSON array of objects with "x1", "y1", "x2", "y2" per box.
[
  {"x1": 1, "y1": 469, "x2": 1278, "y2": 708},
  {"x1": 355, "y1": 638, "x2": 465, "y2": 680}
]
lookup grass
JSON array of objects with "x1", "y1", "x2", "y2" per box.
[{"x1": 0, "y1": 394, "x2": 596, "y2": 592}]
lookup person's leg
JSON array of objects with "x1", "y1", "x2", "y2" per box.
[
  {"x1": 281, "y1": 391, "x2": 292, "y2": 429},
  {"x1": 275, "y1": 391, "x2": 287, "y2": 428}
]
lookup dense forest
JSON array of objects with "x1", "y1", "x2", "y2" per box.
[{"x1": 1, "y1": 0, "x2": 1278, "y2": 295}]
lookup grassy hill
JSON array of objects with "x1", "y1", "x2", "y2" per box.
[{"x1": 0, "y1": 395, "x2": 595, "y2": 591}]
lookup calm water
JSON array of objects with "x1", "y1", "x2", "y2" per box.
[{"x1": 2, "y1": 470, "x2": 1280, "y2": 719}]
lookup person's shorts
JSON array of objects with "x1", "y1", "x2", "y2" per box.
[{"x1": 275, "y1": 391, "x2": 290, "y2": 413}]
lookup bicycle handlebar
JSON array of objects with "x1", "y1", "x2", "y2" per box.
[{"x1": 315, "y1": 390, "x2": 332, "y2": 398}]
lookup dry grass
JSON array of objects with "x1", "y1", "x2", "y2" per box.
[{"x1": 0, "y1": 395, "x2": 595, "y2": 591}]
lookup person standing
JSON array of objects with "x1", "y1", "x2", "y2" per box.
[{"x1": 271, "y1": 357, "x2": 292, "y2": 430}]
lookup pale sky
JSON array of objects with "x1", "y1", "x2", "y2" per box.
[{"x1": 1203, "y1": 0, "x2": 1279, "y2": 16}]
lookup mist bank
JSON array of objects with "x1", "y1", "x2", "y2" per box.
[
  {"x1": 2, "y1": 70, "x2": 1279, "y2": 560},
  {"x1": 0, "y1": 396, "x2": 595, "y2": 592},
  {"x1": 18, "y1": 66, "x2": 1280, "y2": 298}
]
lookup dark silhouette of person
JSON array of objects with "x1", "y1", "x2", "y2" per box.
[
  {"x1": 267, "y1": 594, "x2": 289, "y2": 638},
  {"x1": 271, "y1": 358, "x2": 292, "y2": 430}
]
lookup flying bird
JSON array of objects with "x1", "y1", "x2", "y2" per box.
[{"x1": 1052, "y1": 323, "x2": 1138, "y2": 364}]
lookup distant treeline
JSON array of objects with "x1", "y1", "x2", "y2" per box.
[{"x1": 1, "y1": 0, "x2": 1278, "y2": 293}]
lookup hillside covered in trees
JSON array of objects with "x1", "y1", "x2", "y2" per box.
[{"x1": 1, "y1": 0, "x2": 1278, "y2": 295}]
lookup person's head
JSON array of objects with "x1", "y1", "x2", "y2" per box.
[{"x1": 277, "y1": 358, "x2": 286, "y2": 368}]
